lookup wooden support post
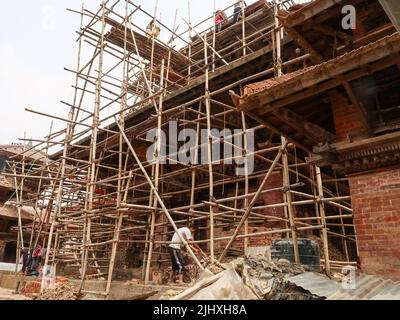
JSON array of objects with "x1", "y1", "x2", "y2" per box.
[
  {"x1": 281, "y1": 137, "x2": 300, "y2": 263},
  {"x1": 315, "y1": 166, "x2": 331, "y2": 276},
  {"x1": 145, "y1": 59, "x2": 165, "y2": 284},
  {"x1": 204, "y1": 33, "x2": 215, "y2": 262}
]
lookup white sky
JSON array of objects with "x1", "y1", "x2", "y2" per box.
[{"x1": 0, "y1": 0, "x2": 308, "y2": 146}]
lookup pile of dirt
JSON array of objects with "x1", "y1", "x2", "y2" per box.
[{"x1": 35, "y1": 282, "x2": 80, "y2": 300}]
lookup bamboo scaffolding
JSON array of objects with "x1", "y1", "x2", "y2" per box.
[{"x1": 7, "y1": 0, "x2": 357, "y2": 295}]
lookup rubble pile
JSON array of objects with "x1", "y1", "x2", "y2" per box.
[
  {"x1": 20, "y1": 276, "x2": 73, "y2": 298},
  {"x1": 241, "y1": 256, "x2": 320, "y2": 300},
  {"x1": 167, "y1": 254, "x2": 324, "y2": 300},
  {"x1": 35, "y1": 282, "x2": 80, "y2": 300}
]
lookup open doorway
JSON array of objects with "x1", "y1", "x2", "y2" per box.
[{"x1": 3, "y1": 241, "x2": 17, "y2": 263}]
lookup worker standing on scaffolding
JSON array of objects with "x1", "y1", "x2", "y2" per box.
[
  {"x1": 234, "y1": 0, "x2": 247, "y2": 23},
  {"x1": 168, "y1": 224, "x2": 203, "y2": 284},
  {"x1": 214, "y1": 10, "x2": 227, "y2": 32},
  {"x1": 146, "y1": 18, "x2": 161, "y2": 39}
]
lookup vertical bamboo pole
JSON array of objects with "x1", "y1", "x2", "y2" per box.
[
  {"x1": 15, "y1": 231, "x2": 20, "y2": 274},
  {"x1": 204, "y1": 33, "x2": 215, "y2": 261},
  {"x1": 315, "y1": 166, "x2": 331, "y2": 275},
  {"x1": 241, "y1": 112, "x2": 249, "y2": 253},
  {"x1": 105, "y1": 0, "x2": 129, "y2": 296},
  {"x1": 149, "y1": 0, "x2": 159, "y2": 91},
  {"x1": 79, "y1": 0, "x2": 107, "y2": 293},
  {"x1": 282, "y1": 137, "x2": 300, "y2": 263},
  {"x1": 145, "y1": 59, "x2": 165, "y2": 284},
  {"x1": 189, "y1": 102, "x2": 202, "y2": 212},
  {"x1": 334, "y1": 171, "x2": 349, "y2": 261},
  {"x1": 212, "y1": 0, "x2": 216, "y2": 72},
  {"x1": 241, "y1": 0, "x2": 246, "y2": 57},
  {"x1": 188, "y1": 0, "x2": 192, "y2": 83},
  {"x1": 13, "y1": 165, "x2": 25, "y2": 251}
]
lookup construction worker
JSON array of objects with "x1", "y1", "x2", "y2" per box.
[
  {"x1": 168, "y1": 223, "x2": 203, "y2": 284},
  {"x1": 214, "y1": 10, "x2": 227, "y2": 33},
  {"x1": 233, "y1": 0, "x2": 247, "y2": 23},
  {"x1": 146, "y1": 19, "x2": 161, "y2": 39}
]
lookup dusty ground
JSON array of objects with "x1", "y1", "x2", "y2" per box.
[{"x1": 0, "y1": 287, "x2": 31, "y2": 300}]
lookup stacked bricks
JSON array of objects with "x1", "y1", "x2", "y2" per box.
[{"x1": 349, "y1": 166, "x2": 400, "y2": 279}]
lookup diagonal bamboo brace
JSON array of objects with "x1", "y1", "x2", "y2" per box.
[{"x1": 218, "y1": 141, "x2": 288, "y2": 262}]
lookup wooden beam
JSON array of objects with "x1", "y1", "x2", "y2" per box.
[
  {"x1": 313, "y1": 25, "x2": 353, "y2": 41},
  {"x1": 272, "y1": 108, "x2": 336, "y2": 143},
  {"x1": 284, "y1": 26, "x2": 324, "y2": 64},
  {"x1": 257, "y1": 52, "x2": 400, "y2": 115}
]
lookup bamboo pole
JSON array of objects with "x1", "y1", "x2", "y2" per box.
[
  {"x1": 315, "y1": 166, "x2": 331, "y2": 276},
  {"x1": 145, "y1": 59, "x2": 165, "y2": 284},
  {"x1": 204, "y1": 33, "x2": 215, "y2": 262}
]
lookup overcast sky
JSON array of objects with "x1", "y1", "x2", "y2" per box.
[{"x1": 0, "y1": 0, "x2": 307, "y2": 146}]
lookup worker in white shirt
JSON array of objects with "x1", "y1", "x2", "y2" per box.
[{"x1": 168, "y1": 223, "x2": 203, "y2": 284}]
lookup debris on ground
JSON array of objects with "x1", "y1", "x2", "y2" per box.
[
  {"x1": 206, "y1": 261, "x2": 226, "y2": 275},
  {"x1": 165, "y1": 254, "x2": 324, "y2": 300},
  {"x1": 124, "y1": 278, "x2": 142, "y2": 285},
  {"x1": 159, "y1": 289, "x2": 184, "y2": 300},
  {"x1": 21, "y1": 281, "x2": 42, "y2": 295},
  {"x1": 35, "y1": 282, "x2": 80, "y2": 300},
  {"x1": 21, "y1": 276, "x2": 75, "y2": 298}
]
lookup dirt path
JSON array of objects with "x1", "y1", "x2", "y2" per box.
[{"x1": 0, "y1": 287, "x2": 31, "y2": 300}]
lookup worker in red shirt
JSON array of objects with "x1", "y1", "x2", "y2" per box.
[{"x1": 214, "y1": 10, "x2": 227, "y2": 32}]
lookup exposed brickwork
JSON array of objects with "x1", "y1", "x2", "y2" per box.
[
  {"x1": 331, "y1": 94, "x2": 368, "y2": 141},
  {"x1": 349, "y1": 166, "x2": 400, "y2": 279}
]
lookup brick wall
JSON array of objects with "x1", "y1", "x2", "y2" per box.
[
  {"x1": 349, "y1": 166, "x2": 400, "y2": 279},
  {"x1": 331, "y1": 94, "x2": 368, "y2": 141}
]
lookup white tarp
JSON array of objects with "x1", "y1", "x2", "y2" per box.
[{"x1": 172, "y1": 268, "x2": 258, "y2": 300}]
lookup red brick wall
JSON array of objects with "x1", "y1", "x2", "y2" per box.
[
  {"x1": 349, "y1": 166, "x2": 400, "y2": 279},
  {"x1": 331, "y1": 94, "x2": 367, "y2": 141}
]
